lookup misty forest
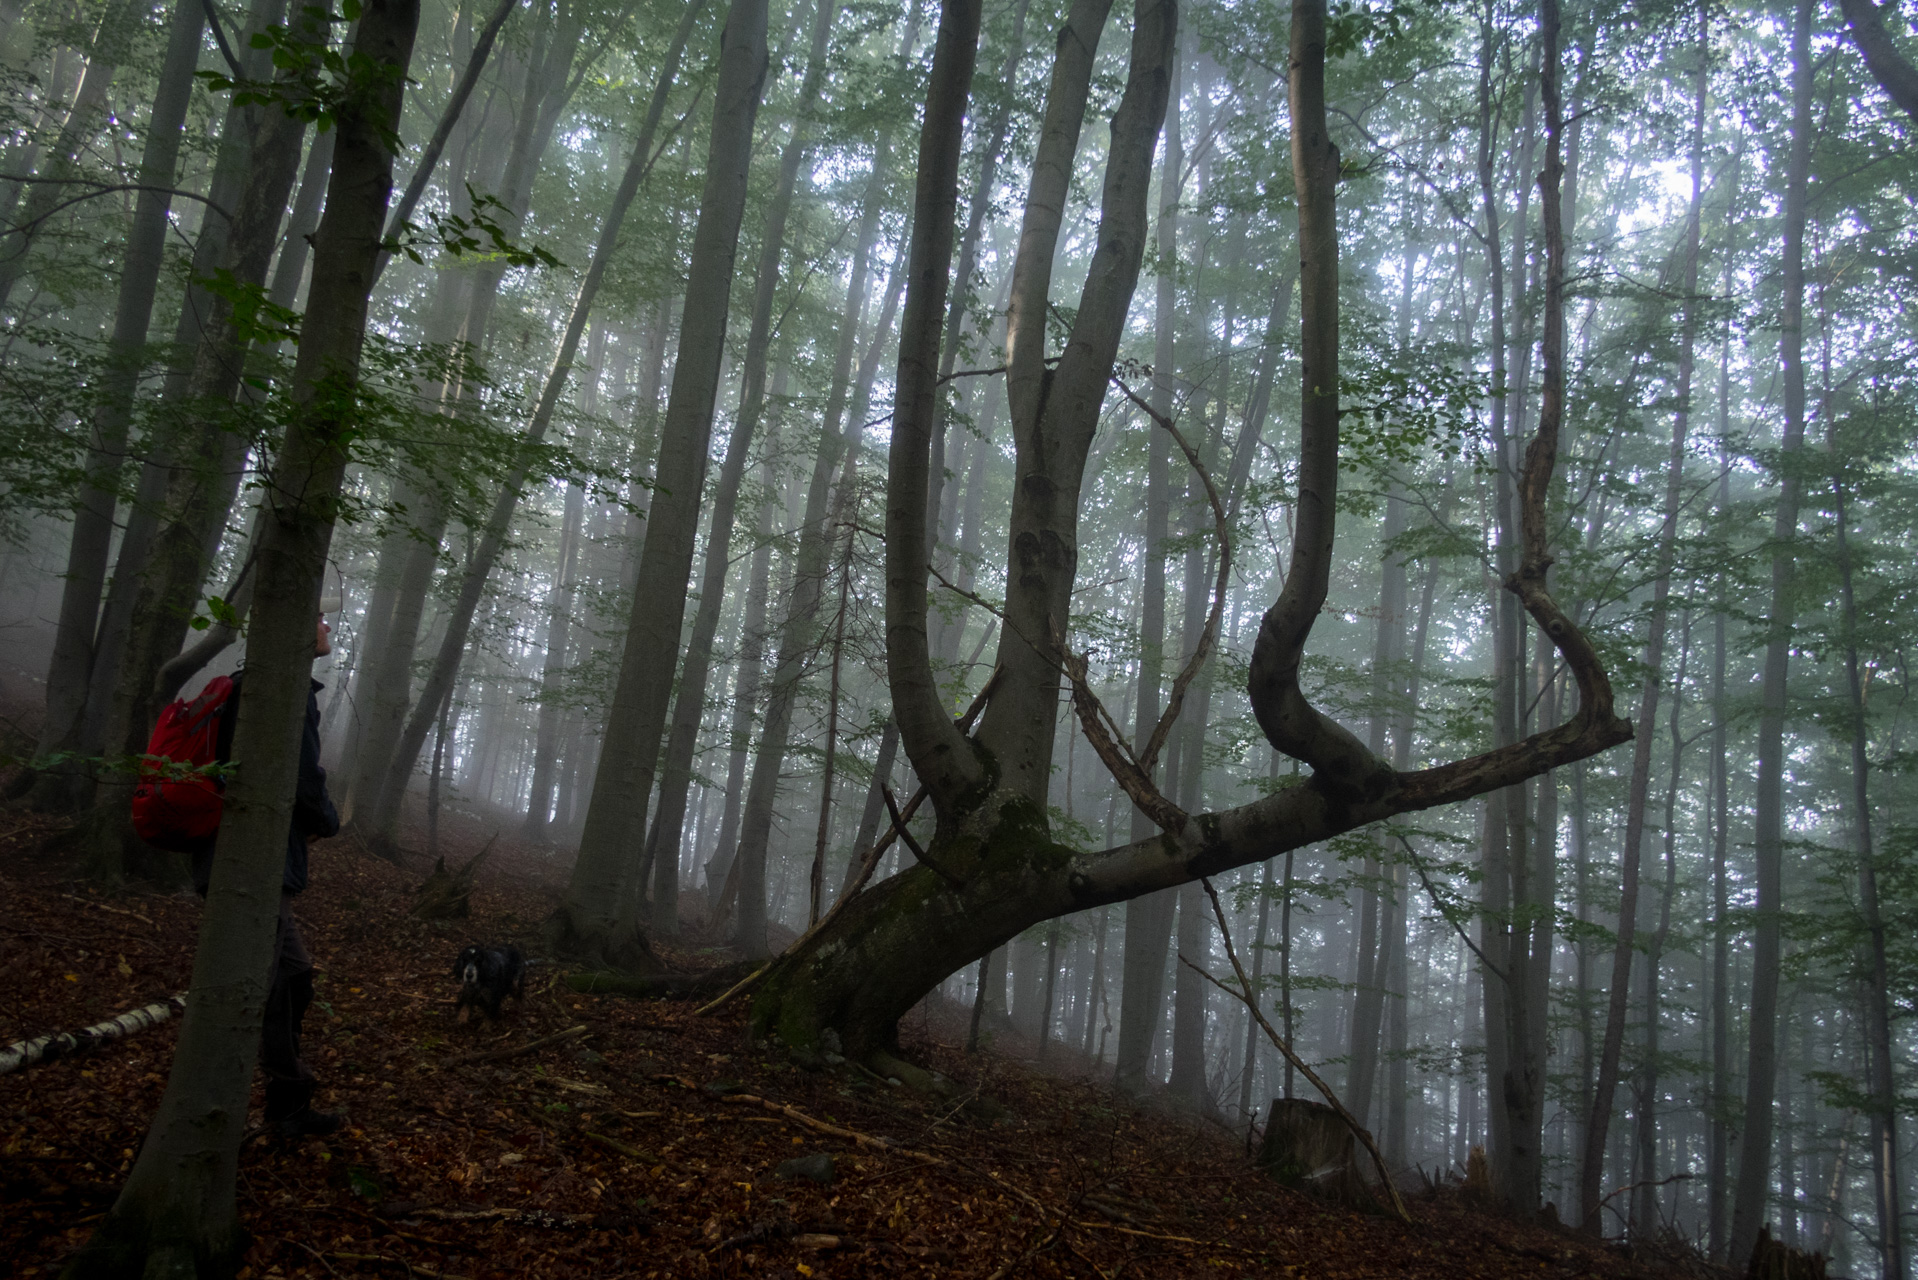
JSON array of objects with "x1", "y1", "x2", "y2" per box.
[{"x1": 1, "y1": 0, "x2": 1916, "y2": 1273}]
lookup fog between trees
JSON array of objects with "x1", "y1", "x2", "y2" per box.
[{"x1": 3, "y1": 0, "x2": 1917, "y2": 1274}]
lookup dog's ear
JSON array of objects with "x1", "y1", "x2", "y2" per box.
[{"x1": 451, "y1": 950, "x2": 468, "y2": 978}]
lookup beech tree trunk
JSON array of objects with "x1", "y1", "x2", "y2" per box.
[
  {"x1": 556, "y1": 0, "x2": 769, "y2": 960},
  {"x1": 523, "y1": 477, "x2": 588, "y2": 837},
  {"x1": 723, "y1": 101, "x2": 901, "y2": 956},
  {"x1": 361, "y1": 2, "x2": 700, "y2": 851},
  {"x1": 1832, "y1": 369, "x2": 1905, "y2": 1280},
  {"x1": 79, "y1": 7, "x2": 315, "y2": 880},
  {"x1": 1579, "y1": 7, "x2": 1702, "y2": 1229},
  {"x1": 69, "y1": 0, "x2": 289, "y2": 776},
  {"x1": 66, "y1": 4, "x2": 419, "y2": 1272},
  {"x1": 1112, "y1": 0, "x2": 1172, "y2": 1089},
  {"x1": 706, "y1": 410, "x2": 782, "y2": 893},
  {"x1": 647, "y1": 0, "x2": 833, "y2": 935},
  {"x1": 1729, "y1": 0, "x2": 1812, "y2": 1266},
  {"x1": 30, "y1": 0, "x2": 205, "y2": 812}
]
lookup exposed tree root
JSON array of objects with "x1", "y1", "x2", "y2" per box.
[{"x1": 542, "y1": 904, "x2": 666, "y2": 975}]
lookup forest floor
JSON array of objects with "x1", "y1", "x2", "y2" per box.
[{"x1": 1, "y1": 809, "x2": 1732, "y2": 1280}]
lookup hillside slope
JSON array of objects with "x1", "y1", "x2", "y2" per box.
[{"x1": 2, "y1": 818, "x2": 1724, "y2": 1279}]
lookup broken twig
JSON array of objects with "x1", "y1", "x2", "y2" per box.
[{"x1": 440, "y1": 1024, "x2": 587, "y2": 1068}]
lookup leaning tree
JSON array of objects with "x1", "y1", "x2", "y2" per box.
[{"x1": 742, "y1": 0, "x2": 1631, "y2": 1146}]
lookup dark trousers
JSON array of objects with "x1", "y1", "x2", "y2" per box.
[{"x1": 263, "y1": 892, "x2": 318, "y2": 1120}]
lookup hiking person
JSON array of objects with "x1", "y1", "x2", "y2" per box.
[{"x1": 187, "y1": 610, "x2": 343, "y2": 1139}]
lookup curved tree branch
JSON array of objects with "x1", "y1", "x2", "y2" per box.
[
  {"x1": 1113, "y1": 372, "x2": 1232, "y2": 774},
  {"x1": 1244, "y1": 0, "x2": 1389, "y2": 799},
  {"x1": 884, "y1": 0, "x2": 986, "y2": 812}
]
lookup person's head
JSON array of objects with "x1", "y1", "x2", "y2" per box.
[{"x1": 316, "y1": 588, "x2": 341, "y2": 659}]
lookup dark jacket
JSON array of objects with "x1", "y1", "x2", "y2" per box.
[{"x1": 191, "y1": 673, "x2": 340, "y2": 897}]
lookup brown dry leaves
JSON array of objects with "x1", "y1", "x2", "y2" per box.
[{"x1": 1, "y1": 814, "x2": 1701, "y2": 1279}]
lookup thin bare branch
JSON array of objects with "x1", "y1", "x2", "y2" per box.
[
  {"x1": 1191, "y1": 876, "x2": 1410, "y2": 1222},
  {"x1": 1113, "y1": 373, "x2": 1233, "y2": 773}
]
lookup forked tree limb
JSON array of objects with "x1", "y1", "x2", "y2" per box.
[
  {"x1": 1243, "y1": 0, "x2": 1393, "y2": 797},
  {"x1": 1188, "y1": 876, "x2": 1409, "y2": 1222},
  {"x1": 883, "y1": 784, "x2": 966, "y2": 886},
  {"x1": 927, "y1": 559, "x2": 1188, "y2": 831},
  {"x1": 882, "y1": 0, "x2": 988, "y2": 814},
  {"x1": 1245, "y1": 0, "x2": 1623, "y2": 804},
  {"x1": 1061, "y1": 639, "x2": 1189, "y2": 833}
]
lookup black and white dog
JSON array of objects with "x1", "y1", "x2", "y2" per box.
[{"x1": 452, "y1": 943, "x2": 526, "y2": 1023}]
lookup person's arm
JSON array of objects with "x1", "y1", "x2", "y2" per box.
[{"x1": 294, "y1": 684, "x2": 340, "y2": 839}]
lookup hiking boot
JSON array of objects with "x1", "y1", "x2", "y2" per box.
[{"x1": 271, "y1": 1107, "x2": 344, "y2": 1140}]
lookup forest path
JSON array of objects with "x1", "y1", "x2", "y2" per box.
[{"x1": 1, "y1": 813, "x2": 1721, "y2": 1279}]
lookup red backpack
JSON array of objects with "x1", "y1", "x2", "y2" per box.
[{"x1": 131, "y1": 675, "x2": 235, "y2": 851}]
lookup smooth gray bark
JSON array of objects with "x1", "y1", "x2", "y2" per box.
[
  {"x1": 73, "y1": 0, "x2": 289, "y2": 773},
  {"x1": 31, "y1": 0, "x2": 206, "y2": 810},
  {"x1": 1729, "y1": 0, "x2": 1812, "y2": 1265},
  {"x1": 1113, "y1": 15, "x2": 1175, "y2": 1091},
  {"x1": 648, "y1": 0, "x2": 833, "y2": 935},
  {"x1": 557, "y1": 0, "x2": 769, "y2": 957},
  {"x1": 362, "y1": 2, "x2": 700, "y2": 849},
  {"x1": 726, "y1": 103, "x2": 902, "y2": 956}
]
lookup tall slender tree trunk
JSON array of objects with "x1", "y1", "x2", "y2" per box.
[
  {"x1": 352, "y1": 3, "x2": 580, "y2": 832},
  {"x1": 1579, "y1": 6, "x2": 1703, "y2": 1231},
  {"x1": 1833, "y1": 394, "x2": 1905, "y2": 1280},
  {"x1": 1473, "y1": 0, "x2": 1520, "y2": 1201},
  {"x1": 363, "y1": 4, "x2": 702, "y2": 851},
  {"x1": 1167, "y1": 424, "x2": 1219, "y2": 1108},
  {"x1": 30, "y1": 0, "x2": 205, "y2": 811},
  {"x1": 1346, "y1": 488, "x2": 1408, "y2": 1128},
  {"x1": 925, "y1": 0, "x2": 1032, "y2": 574},
  {"x1": 556, "y1": 0, "x2": 770, "y2": 961},
  {"x1": 648, "y1": 0, "x2": 833, "y2": 934},
  {"x1": 79, "y1": 11, "x2": 315, "y2": 880},
  {"x1": 1632, "y1": 623, "x2": 1689, "y2": 1235},
  {"x1": 706, "y1": 406, "x2": 783, "y2": 894},
  {"x1": 1707, "y1": 139, "x2": 1741, "y2": 1265},
  {"x1": 71, "y1": 0, "x2": 290, "y2": 772},
  {"x1": 724, "y1": 100, "x2": 905, "y2": 956},
  {"x1": 1114, "y1": 19, "x2": 1177, "y2": 1090},
  {"x1": 66, "y1": 3, "x2": 420, "y2": 1270},
  {"x1": 1237, "y1": 857, "x2": 1275, "y2": 1118},
  {"x1": 1729, "y1": 0, "x2": 1812, "y2": 1266},
  {"x1": 0, "y1": 0, "x2": 143, "y2": 313},
  {"x1": 523, "y1": 476, "x2": 588, "y2": 838}
]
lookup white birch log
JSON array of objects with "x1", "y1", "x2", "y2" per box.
[{"x1": 0, "y1": 993, "x2": 187, "y2": 1076}]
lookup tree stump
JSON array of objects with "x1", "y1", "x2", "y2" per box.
[
  {"x1": 1255, "y1": 1098, "x2": 1374, "y2": 1210},
  {"x1": 411, "y1": 834, "x2": 498, "y2": 920},
  {"x1": 1745, "y1": 1226, "x2": 1828, "y2": 1280},
  {"x1": 1461, "y1": 1144, "x2": 1495, "y2": 1203}
]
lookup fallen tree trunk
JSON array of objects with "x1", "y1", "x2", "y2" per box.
[{"x1": 0, "y1": 994, "x2": 186, "y2": 1077}]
